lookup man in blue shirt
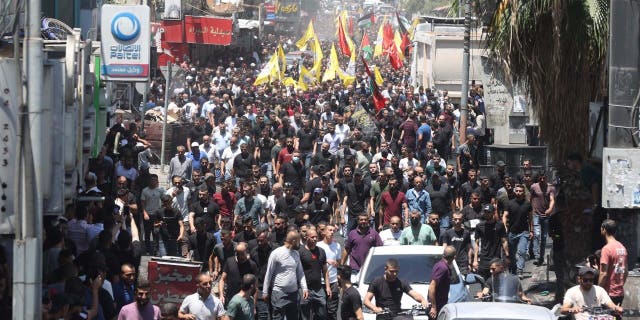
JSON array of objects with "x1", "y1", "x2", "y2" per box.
[{"x1": 405, "y1": 176, "x2": 432, "y2": 223}]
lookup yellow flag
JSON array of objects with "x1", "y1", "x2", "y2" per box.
[
  {"x1": 322, "y1": 43, "x2": 340, "y2": 82},
  {"x1": 373, "y1": 66, "x2": 384, "y2": 86},
  {"x1": 409, "y1": 18, "x2": 420, "y2": 40},
  {"x1": 277, "y1": 44, "x2": 287, "y2": 78},
  {"x1": 394, "y1": 31, "x2": 405, "y2": 60},
  {"x1": 374, "y1": 17, "x2": 386, "y2": 57},
  {"x1": 295, "y1": 21, "x2": 316, "y2": 50},
  {"x1": 253, "y1": 54, "x2": 279, "y2": 85},
  {"x1": 338, "y1": 51, "x2": 356, "y2": 87},
  {"x1": 283, "y1": 77, "x2": 297, "y2": 87},
  {"x1": 310, "y1": 37, "x2": 324, "y2": 79}
]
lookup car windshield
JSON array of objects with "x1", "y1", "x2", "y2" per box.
[{"x1": 363, "y1": 254, "x2": 439, "y2": 284}]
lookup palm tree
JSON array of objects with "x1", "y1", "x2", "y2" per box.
[{"x1": 482, "y1": 0, "x2": 609, "y2": 292}]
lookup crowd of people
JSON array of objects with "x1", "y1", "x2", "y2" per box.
[{"x1": 34, "y1": 15, "x2": 630, "y2": 320}]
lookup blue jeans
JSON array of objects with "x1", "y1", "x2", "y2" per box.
[
  {"x1": 260, "y1": 162, "x2": 273, "y2": 184},
  {"x1": 271, "y1": 290, "x2": 299, "y2": 320},
  {"x1": 440, "y1": 214, "x2": 451, "y2": 229},
  {"x1": 256, "y1": 298, "x2": 270, "y2": 320},
  {"x1": 532, "y1": 214, "x2": 550, "y2": 261},
  {"x1": 303, "y1": 152, "x2": 313, "y2": 181},
  {"x1": 508, "y1": 231, "x2": 530, "y2": 273}
]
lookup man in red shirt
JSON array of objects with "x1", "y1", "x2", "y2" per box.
[
  {"x1": 379, "y1": 177, "x2": 409, "y2": 229},
  {"x1": 213, "y1": 179, "x2": 237, "y2": 227},
  {"x1": 598, "y1": 219, "x2": 628, "y2": 307}
]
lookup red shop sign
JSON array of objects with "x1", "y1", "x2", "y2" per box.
[
  {"x1": 162, "y1": 20, "x2": 185, "y2": 43},
  {"x1": 184, "y1": 15, "x2": 233, "y2": 45},
  {"x1": 147, "y1": 259, "x2": 202, "y2": 306}
]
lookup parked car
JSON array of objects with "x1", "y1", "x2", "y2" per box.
[
  {"x1": 356, "y1": 245, "x2": 471, "y2": 320},
  {"x1": 437, "y1": 302, "x2": 556, "y2": 320}
]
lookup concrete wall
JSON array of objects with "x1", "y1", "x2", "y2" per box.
[{"x1": 412, "y1": 23, "x2": 537, "y2": 145}]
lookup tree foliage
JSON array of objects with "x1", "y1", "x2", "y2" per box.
[{"x1": 485, "y1": 0, "x2": 609, "y2": 163}]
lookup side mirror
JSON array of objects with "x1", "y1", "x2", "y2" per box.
[{"x1": 464, "y1": 273, "x2": 485, "y2": 285}]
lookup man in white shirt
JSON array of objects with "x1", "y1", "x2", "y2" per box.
[
  {"x1": 378, "y1": 216, "x2": 403, "y2": 246},
  {"x1": 561, "y1": 267, "x2": 623, "y2": 320},
  {"x1": 179, "y1": 273, "x2": 226, "y2": 320},
  {"x1": 316, "y1": 224, "x2": 342, "y2": 320}
]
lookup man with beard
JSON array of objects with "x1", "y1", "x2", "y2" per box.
[
  {"x1": 425, "y1": 154, "x2": 447, "y2": 182},
  {"x1": 343, "y1": 169, "x2": 371, "y2": 233},
  {"x1": 255, "y1": 127, "x2": 276, "y2": 182},
  {"x1": 226, "y1": 274, "x2": 258, "y2": 320},
  {"x1": 189, "y1": 185, "x2": 220, "y2": 234},
  {"x1": 378, "y1": 216, "x2": 403, "y2": 246},
  {"x1": 301, "y1": 166, "x2": 323, "y2": 204},
  {"x1": 279, "y1": 151, "x2": 306, "y2": 197},
  {"x1": 219, "y1": 242, "x2": 258, "y2": 307},
  {"x1": 299, "y1": 229, "x2": 330, "y2": 320},
  {"x1": 441, "y1": 212, "x2": 473, "y2": 275},
  {"x1": 221, "y1": 136, "x2": 241, "y2": 181},
  {"x1": 369, "y1": 169, "x2": 390, "y2": 230},
  {"x1": 428, "y1": 246, "x2": 457, "y2": 318},
  {"x1": 203, "y1": 172, "x2": 217, "y2": 197},
  {"x1": 234, "y1": 183, "x2": 264, "y2": 227},
  {"x1": 234, "y1": 217, "x2": 257, "y2": 244},
  {"x1": 274, "y1": 183, "x2": 301, "y2": 226},
  {"x1": 317, "y1": 224, "x2": 341, "y2": 320},
  {"x1": 473, "y1": 204, "x2": 509, "y2": 280},
  {"x1": 338, "y1": 265, "x2": 363, "y2": 320},
  {"x1": 489, "y1": 161, "x2": 507, "y2": 190},
  {"x1": 323, "y1": 123, "x2": 342, "y2": 155},
  {"x1": 263, "y1": 230, "x2": 309, "y2": 320},
  {"x1": 187, "y1": 217, "x2": 217, "y2": 272},
  {"x1": 562, "y1": 267, "x2": 624, "y2": 319},
  {"x1": 168, "y1": 145, "x2": 192, "y2": 184},
  {"x1": 269, "y1": 215, "x2": 288, "y2": 247},
  {"x1": 232, "y1": 143, "x2": 256, "y2": 188},
  {"x1": 502, "y1": 184, "x2": 533, "y2": 276},
  {"x1": 141, "y1": 174, "x2": 165, "y2": 255},
  {"x1": 250, "y1": 228, "x2": 274, "y2": 320},
  {"x1": 187, "y1": 142, "x2": 208, "y2": 173},
  {"x1": 399, "y1": 211, "x2": 437, "y2": 245},
  {"x1": 211, "y1": 229, "x2": 237, "y2": 280},
  {"x1": 276, "y1": 137, "x2": 296, "y2": 175},
  {"x1": 363, "y1": 258, "x2": 429, "y2": 315},
  {"x1": 342, "y1": 214, "x2": 383, "y2": 277},
  {"x1": 307, "y1": 188, "x2": 333, "y2": 225},
  {"x1": 426, "y1": 172, "x2": 455, "y2": 228},
  {"x1": 457, "y1": 169, "x2": 480, "y2": 209},
  {"x1": 432, "y1": 115, "x2": 453, "y2": 161},
  {"x1": 117, "y1": 280, "x2": 161, "y2": 319},
  {"x1": 179, "y1": 273, "x2": 226, "y2": 320},
  {"x1": 312, "y1": 143, "x2": 337, "y2": 178},
  {"x1": 296, "y1": 119, "x2": 318, "y2": 180},
  {"x1": 405, "y1": 176, "x2": 432, "y2": 224},
  {"x1": 379, "y1": 177, "x2": 408, "y2": 229},
  {"x1": 213, "y1": 180, "x2": 237, "y2": 229},
  {"x1": 462, "y1": 192, "x2": 484, "y2": 223}
]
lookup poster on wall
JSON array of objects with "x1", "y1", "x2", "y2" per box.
[{"x1": 602, "y1": 147, "x2": 640, "y2": 208}]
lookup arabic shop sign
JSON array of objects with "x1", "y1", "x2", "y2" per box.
[
  {"x1": 100, "y1": 4, "x2": 151, "y2": 82},
  {"x1": 148, "y1": 260, "x2": 202, "y2": 305},
  {"x1": 184, "y1": 15, "x2": 233, "y2": 46},
  {"x1": 275, "y1": 0, "x2": 300, "y2": 22}
]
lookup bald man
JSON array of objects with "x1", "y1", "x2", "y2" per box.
[
  {"x1": 429, "y1": 246, "x2": 456, "y2": 318},
  {"x1": 263, "y1": 230, "x2": 309, "y2": 320},
  {"x1": 218, "y1": 242, "x2": 257, "y2": 307}
]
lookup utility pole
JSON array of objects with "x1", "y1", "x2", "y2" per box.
[
  {"x1": 13, "y1": 0, "x2": 44, "y2": 317},
  {"x1": 459, "y1": 0, "x2": 471, "y2": 145},
  {"x1": 160, "y1": 61, "x2": 172, "y2": 171}
]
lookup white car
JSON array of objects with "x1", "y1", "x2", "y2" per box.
[
  {"x1": 437, "y1": 302, "x2": 557, "y2": 320},
  {"x1": 356, "y1": 245, "x2": 471, "y2": 320}
]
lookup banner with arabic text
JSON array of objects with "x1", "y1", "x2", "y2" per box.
[
  {"x1": 184, "y1": 15, "x2": 233, "y2": 45},
  {"x1": 148, "y1": 259, "x2": 202, "y2": 305}
]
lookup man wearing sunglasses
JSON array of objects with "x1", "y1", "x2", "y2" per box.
[{"x1": 561, "y1": 266, "x2": 623, "y2": 320}]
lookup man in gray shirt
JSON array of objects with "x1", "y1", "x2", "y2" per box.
[
  {"x1": 168, "y1": 145, "x2": 192, "y2": 183},
  {"x1": 262, "y1": 230, "x2": 309, "y2": 320}
]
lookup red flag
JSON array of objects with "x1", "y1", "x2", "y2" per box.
[
  {"x1": 382, "y1": 22, "x2": 394, "y2": 53},
  {"x1": 337, "y1": 20, "x2": 351, "y2": 57},
  {"x1": 387, "y1": 43, "x2": 404, "y2": 70},
  {"x1": 395, "y1": 11, "x2": 411, "y2": 52},
  {"x1": 362, "y1": 58, "x2": 386, "y2": 112}
]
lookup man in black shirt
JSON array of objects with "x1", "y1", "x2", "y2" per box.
[
  {"x1": 363, "y1": 258, "x2": 429, "y2": 316},
  {"x1": 189, "y1": 185, "x2": 220, "y2": 234},
  {"x1": 251, "y1": 228, "x2": 274, "y2": 320},
  {"x1": 461, "y1": 192, "x2": 484, "y2": 223},
  {"x1": 476, "y1": 258, "x2": 531, "y2": 303},
  {"x1": 269, "y1": 215, "x2": 288, "y2": 246},
  {"x1": 275, "y1": 184, "x2": 301, "y2": 225},
  {"x1": 156, "y1": 194, "x2": 183, "y2": 257},
  {"x1": 299, "y1": 229, "x2": 329, "y2": 320},
  {"x1": 338, "y1": 265, "x2": 363, "y2": 320},
  {"x1": 474, "y1": 207, "x2": 508, "y2": 280},
  {"x1": 255, "y1": 127, "x2": 276, "y2": 181},
  {"x1": 218, "y1": 242, "x2": 258, "y2": 307},
  {"x1": 279, "y1": 151, "x2": 306, "y2": 196},
  {"x1": 232, "y1": 143, "x2": 256, "y2": 183},
  {"x1": 307, "y1": 188, "x2": 334, "y2": 225},
  {"x1": 426, "y1": 172, "x2": 454, "y2": 224},
  {"x1": 457, "y1": 169, "x2": 479, "y2": 209},
  {"x1": 441, "y1": 212, "x2": 473, "y2": 275},
  {"x1": 342, "y1": 170, "x2": 370, "y2": 233},
  {"x1": 211, "y1": 229, "x2": 237, "y2": 280},
  {"x1": 187, "y1": 217, "x2": 217, "y2": 272},
  {"x1": 312, "y1": 143, "x2": 337, "y2": 178},
  {"x1": 475, "y1": 176, "x2": 496, "y2": 207},
  {"x1": 296, "y1": 119, "x2": 318, "y2": 180},
  {"x1": 502, "y1": 184, "x2": 533, "y2": 275}
]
